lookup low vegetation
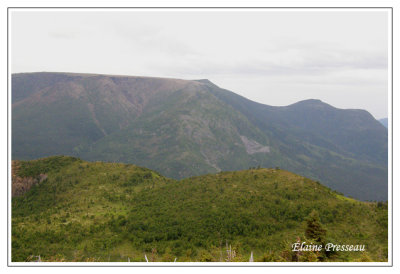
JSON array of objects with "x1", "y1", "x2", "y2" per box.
[{"x1": 12, "y1": 156, "x2": 388, "y2": 262}]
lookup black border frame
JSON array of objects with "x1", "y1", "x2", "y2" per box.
[{"x1": 6, "y1": 6, "x2": 394, "y2": 267}]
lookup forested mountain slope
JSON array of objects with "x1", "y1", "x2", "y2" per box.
[{"x1": 12, "y1": 72, "x2": 388, "y2": 200}]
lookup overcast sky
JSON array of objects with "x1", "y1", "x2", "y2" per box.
[{"x1": 10, "y1": 9, "x2": 389, "y2": 119}]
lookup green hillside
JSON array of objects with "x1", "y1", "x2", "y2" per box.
[{"x1": 12, "y1": 156, "x2": 388, "y2": 262}]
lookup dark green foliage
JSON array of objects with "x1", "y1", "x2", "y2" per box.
[
  {"x1": 17, "y1": 156, "x2": 80, "y2": 177},
  {"x1": 305, "y1": 210, "x2": 327, "y2": 245},
  {"x1": 12, "y1": 157, "x2": 388, "y2": 262}
]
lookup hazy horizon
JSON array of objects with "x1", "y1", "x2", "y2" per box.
[
  {"x1": 10, "y1": 9, "x2": 390, "y2": 119},
  {"x1": 11, "y1": 70, "x2": 388, "y2": 120}
]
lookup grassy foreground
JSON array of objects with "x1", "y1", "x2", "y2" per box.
[{"x1": 12, "y1": 156, "x2": 388, "y2": 262}]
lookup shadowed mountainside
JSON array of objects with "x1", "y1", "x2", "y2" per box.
[{"x1": 12, "y1": 72, "x2": 388, "y2": 200}]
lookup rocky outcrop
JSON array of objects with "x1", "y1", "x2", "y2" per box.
[
  {"x1": 240, "y1": 135, "x2": 270, "y2": 155},
  {"x1": 12, "y1": 161, "x2": 47, "y2": 197}
]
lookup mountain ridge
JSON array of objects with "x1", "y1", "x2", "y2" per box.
[{"x1": 11, "y1": 72, "x2": 388, "y2": 201}]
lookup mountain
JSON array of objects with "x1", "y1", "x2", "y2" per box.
[
  {"x1": 11, "y1": 156, "x2": 388, "y2": 262},
  {"x1": 12, "y1": 72, "x2": 388, "y2": 201},
  {"x1": 379, "y1": 118, "x2": 388, "y2": 128}
]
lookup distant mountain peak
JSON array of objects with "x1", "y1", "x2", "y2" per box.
[
  {"x1": 194, "y1": 79, "x2": 218, "y2": 86},
  {"x1": 294, "y1": 99, "x2": 324, "y2": 105},
  {"x1": 195, "y1": 79, "x2": 211, "y2": 83},
  {"x1": 378, "y1": 118, "x2": 388, "y2": 128},
  {"x1": 287, "y1": 99, "x2": 331, "y2": 109}
]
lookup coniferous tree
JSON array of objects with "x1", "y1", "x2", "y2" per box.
[{"x1": 305, "y1": 210, "x2": 326, "y2": 243}]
